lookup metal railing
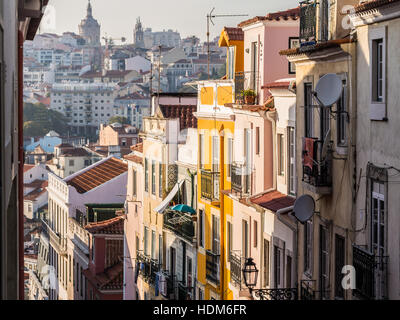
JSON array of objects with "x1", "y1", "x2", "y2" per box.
[
  {"x1": 234, "y1": 72, "x2": 245, "y2": 104},
  {"x1": 231, "y1": 164, "x2": 251, "y2": 195},
  {"x1": 229, "y1": 251, "x2": 243, "y2": 288},
  {"x1": 163, "y1": 210, "x2": 195, "y2": 242},
  {"x1": 302, "y1": 139, "x2": 332, "y2": 190},
  {"x1": 136, "y1": 251, "x2": 160, "y2": 285},
  {"x1": 206, "y1": 250, "x2": 220, "y2": 285},
  {"x1": 300, "y1": 0, "x2": 317, "y2": 45},
  {"x1": 300, "y1": 279, "x2": 331, "y2": 300},
  {"x1": 201, "y1": 170, "x2": 220, "y2": 202},
  {"x1": 253, "y1": 288, "x2": 299, "y2": 300},
  {"x1": 41, "y1": 218, "x2": 67, "y2": 255}
]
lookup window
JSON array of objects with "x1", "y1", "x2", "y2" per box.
[
  {"x1": 227, "y1": 222, "x2": 232, "y2": 261},
  {"x1": 263, "y1": 239, "x2": 270, "y2": 287},
  {"x1": 69, "y1": 159, "x2": 75, "y2": 166},
  {"x1": 212, "y1": 136, "x2": 220, "y2": 172},
  {"x1": 372, "y1": 39, "x2": 384, "y2": 102},
  {"x1": 335, "y1": 235, "x2": 345, "y2": 299},
  {"x1": 144, "y1": 159, "x2": 149, "y2": 192},
  {"x1": 274, "y1": 246, "x2": 281, "y2": 288},
  {"x1": 278, "y1": 134, "x2": 284, "y2": 176},
  {"x1": 286, "y1": 256, "x2": 292, "y2": 288},
  {"x1": 319, "y1": 225, "x2": 329, "y2": 299},
  {"x1": 199, "y1": 209, "x2": 205, "y2": 248},
  {"x1": 151, "y1": 161, "x2": 156, "y2": 195},
  {"x1": 304, "y1": 219, "x2": 313, "y2": 275},
  {"x1": 170, "y1": 247, "x2": 176, "y2": 276},
  {"x1": 288, "y1": 127, "x2": 296, "y2": 195},
  {"x1": 251, "y1": 42, "x2": 259, "y2": 92},
  {"x1": 158, "y1": 234, "x2": 163, "y2": 265},
  {"x1": 371, "y1": 181, "x2": 385, "y2": 257},
  {"x1": 256, "y1": 127, "x2": 260, "y2": 155},
  {"x1": 242, "y1": 220, "x2": 248, "y2": 258},
  {"x1": 212, "y1": 215, "x2": 220, "y2": 255},
  {"x1": 151, "y1": 230, "x2": 156, "y2": 260},
  {"x1": 199, "y1": 134, "x2": 205, "y2": 169},
  {"x1": 253, "y1": 221, "x2": 258, "y2": 248},
  {"x1": 132, "y1": 170, "x2": 137, "y2": 196},
  {"x1": 320, "y1": 0, "x2": 330, "y2": 41},
  {"x1": 159, "y1": 163, "x2": 162, "y2": 197},
  {"x1": 320, "y1": 96, "x2": 330, "y2": 140},
  {"x1": 227, "y1": 138, "x2": 233, "y2": 178},
  {"x1": 337, "y1": 79, "x2": 347, "y2": 146},
  {"x1": 144, "y1": 227, "x2": 149, "y2": 256},
  {"x1": 304, "y1": 83, "x2": 314, "y2": 138},
  {"x1": 227, "y1": 46, "x2": 235, "y2": 80}
]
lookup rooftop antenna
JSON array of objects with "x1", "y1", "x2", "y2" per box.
[{"x1": 206, "y1": 8, "x2": 248, "y2": 79}]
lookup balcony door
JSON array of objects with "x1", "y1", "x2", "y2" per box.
[
  {"x1": 371, "y1": 181, "x2": 387, "y2": 299},
  {"x1": 250, "y1": 41, "x2": 259, "y2": 92},
  {"x1": 212, "y1": 135, "x2": 220, "y2": 173}
]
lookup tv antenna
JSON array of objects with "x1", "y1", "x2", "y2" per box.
[{"x1": 206, "y1": 8, "x2": 248, "y2": 79}]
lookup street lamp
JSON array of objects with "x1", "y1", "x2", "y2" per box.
[
  {"x1": 242, "y1": 257, "x2": 298, "y2": 300},
  {"x1": 242, "y1": 258, "x2": 258, "y2": 291}
]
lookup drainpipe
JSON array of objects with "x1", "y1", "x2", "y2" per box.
[
  {"x1": 276, "y1": 206, "x2": 298, "y2": 290},
  {"x1": 18, "y1": 31, "x2": 24, "y2": 300}
]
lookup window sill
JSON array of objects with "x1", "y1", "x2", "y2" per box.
[
  {"x1": 370, "y1": 102, "x2": 387, "y2": 121},
  {"x1": 336, "y1": 146, "x2": 348, "y2": 156}
]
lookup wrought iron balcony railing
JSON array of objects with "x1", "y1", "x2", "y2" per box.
[
  {"x1": 201, "y1": 170, "x2": 220, "y2": 202},
  {"x1": 136, "y1": 251, "x2": 160, "y2": 285},
  {"x1": 352, "y1": 245, "x2": 389, "y2": 300},
  {"x1": 300, "y1": 0, "x2": 317, "y2": 45},
  {"x1": 163, "y1": 210, "x2": 195, "y2": 242},
  {"x1": 231, "y1": 164, "x2": 251, "y2": 196},
  {"x1": 229, "y1": 251, "x2": 243, "y2": 288},
  {"x1": 234, "y1": 72, "x2": 245, "y2": 104},
  {"x1": 302, "y1": 139, "x2": 332, "y2": 193},
  {"x1": 206, "y1": 250, "x2": 220, "y2": 285},
  {"x1": 253, "y1": 288, "x2": 299, "y2": 300},
  {"x1": 177, "y1": 282, "x2": 195, "y2": 300}
]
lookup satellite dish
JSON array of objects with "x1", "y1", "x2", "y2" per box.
[
  {"x1": 293, "y1": 195, "x2": 315, "y2": 223},
  {"x1": 314, "y1": 73, "x2": 343, "y2": 107},
  {"x1": 321, "y1": 129, "x2": 331, "y2": 160}
]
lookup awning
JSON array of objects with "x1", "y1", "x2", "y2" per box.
[{"x1": 154, "y1": 180, "x2": 185, "y2": 214}]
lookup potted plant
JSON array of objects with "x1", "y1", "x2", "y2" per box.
[{"x1": 243, "y1": 89, "x2": 257, "y2": 105}]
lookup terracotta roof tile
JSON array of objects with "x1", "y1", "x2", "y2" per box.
[
  {"x1": 238, "y1": 7, "x2": 300, "y2": 28},
  {"x1": 223, "y1": 27, "x2": 244, "y2": 41},
  {"x1": 130, "y1": 142, "x2": 143, "y2": 153},
  {"x1": 67, "y1": 157, "x2": 128, "y2": 194},
  {"x1": 85, "y1": 216, "x2": 124, "y2": 235},
  {"x1": 251, "y1": 190, "x2": 295, "y2": 213},
  {"x1": 159, "y1": 105, "x2": 197, "y2": 130},
  {"x1": 124, "y1": 154, "x2": 143, "y2": 164},
  {"x1": 24, "y1": 164, "x2": 35, "y2": 173},
  {"x1": 83, "y1": 261, "x2": 123, "y2": 291},
  {"x1": 354, "y1": 0, "x2": 400, "y2": 13},
  {"x1": 24, "y1": 181, "x2": 48, "y2": 201}
]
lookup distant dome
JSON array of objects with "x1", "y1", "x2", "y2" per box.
[{"x1": 46, "y1": 130, "x2": 60, "y2": 137}]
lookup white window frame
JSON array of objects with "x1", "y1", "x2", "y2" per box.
[{"x1": 369, "y1": 27, "x2": 387, "y2": 120}]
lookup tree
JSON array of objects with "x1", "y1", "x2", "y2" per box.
[
  {"x1": 108, "y1": 116, "x2": 129, "y2": 125},
  {"x1": 23, "y1": 103, "x2": 70, "y2": 137}
]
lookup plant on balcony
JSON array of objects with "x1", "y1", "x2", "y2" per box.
[{"x1": 243, "y1": 89, "x2": 257, "y2": 105}]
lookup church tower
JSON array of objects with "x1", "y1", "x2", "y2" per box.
[
  {"x1": 79, "y1": 0, "x2": 101, "y2": 46},
  {"x1": 133, "y1": 17, "x2": 145, "y2": 48}
]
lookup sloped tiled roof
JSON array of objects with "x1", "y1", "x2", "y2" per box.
[
  {"x1": 159, "y1": 105, "x2": 198, "y2": 130},
  {"x1": 67, "y1": 158, "x2": 128, "y2": 194},
  {"x1": 251, "y1": 190, "x2": 295, "y2": 213},
  {"x1": 130, "y1": 142, "x2": 143, "y2": 153},
  {"x1": 124, "y1": 154, "x2": 143, "y2": 164},
  {"x1": 85, "y1": 216, "x2": 124, "y2": 235},
  {"x1": 24, "y1": 181, "x2": 48, "y2": 201},
  {"x1": 83, "y1": 262, "x2": 123, "y2": 291},
  {"x1": 238, "y1": 7, "x2": 300, "y2": 28},
  {"x1": 223, "y1": 27, "x2": 244, "y2": 41},
  {"x1": 24, "y1": 164, "x2": 35, "y2": 173},
  {"x1": 354, "y1": 0, "x2": 400, "y2": 13}
]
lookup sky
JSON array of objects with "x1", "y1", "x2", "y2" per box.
[{"x1": 41, "y1": 0, "x2": 300, "y2": 43}]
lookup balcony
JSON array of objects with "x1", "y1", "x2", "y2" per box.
[
  {"x1": 229, "y1": 251, "x2": 243, "y2": 289},
  {"x1": 136, "y1": 251, "x2": 160, "y2": 285},
  {"x1": 352, "y1": 245, "x2": 388, "y2": 300},
  {"x1": 302, "y1": 139, "x2": 332, "y2": 194},
  {"x1": 163, "y1": 210, "x2": 195, "y2": 242},
  {"x1": 160, "y1": 273, "x2": 176, "y2": 300},
  {"x1": 206, "y1": 250, "x2": 220, "y2": 285},
  {"x1": 200, "y1": 170, "x2": 220, "y2": 203},
  {"x1": 231, "y1": 164, "x2": 251, "y2": 196},
  {"x1": 177, "y1": 282, "x2": 194, "y2": 300},
  {"x1": 41, "y1": 218, "x2": 67, "y2": 256},
  {"x1": 234, "y1": 72, "x2": 245, "y2": 104},
  {"x1": 299, "y1": 0, "x2": 317, "y2": 45}
]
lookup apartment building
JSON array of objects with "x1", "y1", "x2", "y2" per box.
[
  {"x1": 44, "y1": 157, "x2": 128, "y2": 300},
  {"x1": 50, "y1": 83, "x2": 117, "y2": 136},
  {"x1": 350, "y1": 0, "x2": 400, "y2": 300},
  {"x1": 281, "y1": 0, "x2": 358, "y2": 300}
]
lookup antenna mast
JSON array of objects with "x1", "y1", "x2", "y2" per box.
[{"x1": 206, "y1": 8, "x2": 248, "y2": 79}]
